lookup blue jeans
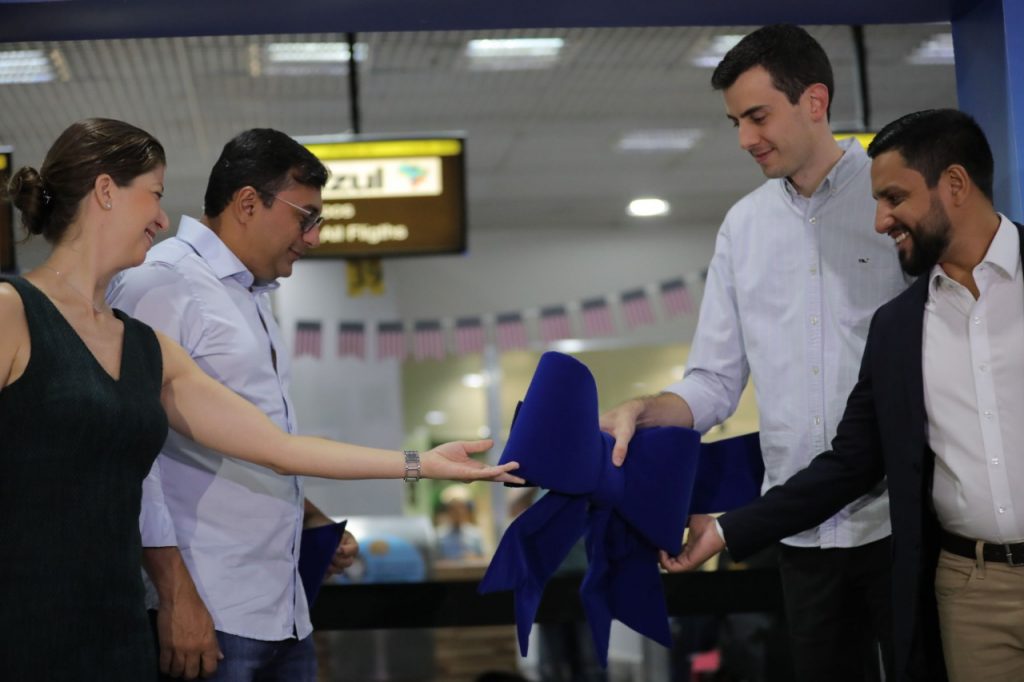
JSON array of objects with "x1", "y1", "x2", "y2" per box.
[{"x1": 204, "y1": 631, "x2": 316, "y2": 682}]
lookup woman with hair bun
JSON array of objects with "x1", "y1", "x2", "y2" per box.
[{"x1": 0, "y1": 118, "x2": 520, "y2": 680}]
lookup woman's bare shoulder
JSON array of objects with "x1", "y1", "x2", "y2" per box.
[
  {"x1": 0, "y1": 282, "x2": 29, "y2": 387},
  {"x1": 0, "y1": 282, "x2": 27, "y2": 330}
]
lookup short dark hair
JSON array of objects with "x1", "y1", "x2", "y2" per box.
[
  {"x1": 203, "y1": 128, "x2": 328, "y2": 218},
  {"x1": 711, "y1": 25, "x2": 834, "y2": 119},
  {"x1": 7, "y1": 118, "x2": 165, "y2": 243},
  {"x1": 867, "y1": 109, "x2": 994, "y2": 201}
]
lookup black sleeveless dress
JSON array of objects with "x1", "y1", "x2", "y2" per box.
[{"x1": 0, "y1": 276, "x2": 168, "y2": 680}]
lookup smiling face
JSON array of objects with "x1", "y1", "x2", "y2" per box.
[
  {"x1": 109, "y1": 165, "x2": 170, "y2": 266},
  {"x1": 723, "y1": 66, "x2": 818, "y2": 180},
  {"x1": 871, "y1": 150, "x2": 952, "y2": 276},
  {"x1": 247, "y1": 181, "x2": 323, "y2": 282}
]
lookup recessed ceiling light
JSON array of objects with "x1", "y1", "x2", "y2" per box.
[
  {"x1": 253, "y1": 42, "x2": 368, "y2": 77},
  {"x1": 907, "y1": 33, "x2": 955, "y2": 65},
  {"x1": 465, "y1": 38, "x2": 564, "y2": 71},
  {"x1": 0, "y1": 49, "x2": 55, "y2": 84},
  {"x1": 690, "y1": 34, "x2": 745, "y2": 68},
  {"x1": 617, "y1": 129, "x2": 704, "y2": 152},
  {"x1": 627, "y1": 197, "x2": 670, "y2": 218}
]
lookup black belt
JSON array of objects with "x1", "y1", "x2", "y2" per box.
[{"x1": 941, "y1": 530, "x2": 1024, "y2": 567}]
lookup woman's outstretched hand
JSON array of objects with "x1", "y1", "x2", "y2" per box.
[{"x1": 423, "y1": 439, "x2": 524, "y2": 484}]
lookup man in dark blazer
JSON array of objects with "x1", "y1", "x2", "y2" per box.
[{"x1": 663, "y1": 108, "x2": 1024, "y2": 682}]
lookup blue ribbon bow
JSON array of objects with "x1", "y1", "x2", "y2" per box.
[{"x1": 479, "y1": 352, "x2": 763, "y2": 666}]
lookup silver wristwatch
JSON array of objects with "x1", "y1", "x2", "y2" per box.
[{"x1": 403, "y1": 450, "x2": 421, "y2": 482}]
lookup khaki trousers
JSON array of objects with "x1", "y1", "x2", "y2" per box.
[{"x1": 935, "y1": 546, "x2": 1024, "y2": 681}]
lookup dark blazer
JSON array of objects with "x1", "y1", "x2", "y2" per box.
[{"x1": 718, "y1": 223, "x2": 1024, "y2": 681}]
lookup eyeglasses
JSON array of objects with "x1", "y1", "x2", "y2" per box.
[{"x1": 267, "y1": 194, "x2": 324, "y2": 234}]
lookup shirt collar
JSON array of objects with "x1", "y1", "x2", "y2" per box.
[
  {"x1": 928, "y1": 213, "x2": 1019, "y2": 293},
  {"x1": 176, "y1": 215, "x2": 280, "y2": 293},
  {"x1": 782, "y1": 136, "x2": 867, "y2": 201}
]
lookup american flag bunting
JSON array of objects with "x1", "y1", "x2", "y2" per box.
[
  {"x1": 376, "y1": 321, "x2": 407, "y2": 361},
  {"x1": 621, "y1": 289, "x2": 655, "y2": 328},
  {"x1": 495, "y1": 312, "x2": 528, "y2": 351},
  {"x1": 337, "y1": 321, "x2": 366, "y2": 360},
  {"x1": 413, "y1": 320, "x2": 446, "y2": 361},
  {"x1": 581, "y1": 297, "x2": 615, "y2": 337},
  {"x1": 453, "y1": 317, "x2": 486, "y2": 355},
  {"x1": 539, "y1": 305, "x2": 572, "y2": 343},
  {"x1": 660, "y1": 278, "x2": 695, "y2": 317},
  {"x1": 294, "y1": 321, "x2": 322, "y2": 359}
]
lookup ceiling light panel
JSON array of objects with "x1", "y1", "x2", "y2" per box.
[
  {"x1": 465, "y1": 37, "x2": 564, "y2": 71},
  {"x1": 907, "y1": 33, "x2": 955, "y2": 65},
  {"x1": 0, "y1": 49, "x2": 56, "y2": 84},
  {"x1": 254, "y1": 41, "x2": 368, "y2": 77},
  {"x1": 690, "y1": 34, "x2": 744, "y2": 68}
]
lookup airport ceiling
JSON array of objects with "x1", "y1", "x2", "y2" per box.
[{"x1": 0, "y1": 22, "x2": 958, "y2": 243}]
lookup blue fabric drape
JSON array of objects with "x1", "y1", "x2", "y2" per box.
[{"x1": 479, "y1": 352, "x2": 763, "y2": 665}]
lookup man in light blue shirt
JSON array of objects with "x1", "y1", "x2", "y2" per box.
[
  {"x1": 602, "y1": 26, "x2": 909, "y2": 681},
  {"x1": 109, "y1": 129, "x2": 357, "y2": 681}
]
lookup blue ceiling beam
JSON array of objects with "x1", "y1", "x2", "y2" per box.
[{"x1": 0, "y1": 0, "x2": 976, "y2": 43}]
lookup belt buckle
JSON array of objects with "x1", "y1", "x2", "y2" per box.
[{"x1": 1005, "y1": 544, "x2": 1024, "y2": 567}]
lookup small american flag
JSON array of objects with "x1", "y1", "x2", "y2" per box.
[
  {"x1": 539, "y1": 305, "x2": 572, "y2": 343},
  {"x1": 581, "y1": 297, "x2": 615, "y2": 337},
  {"x1": 495, "y1": 312, "x2": 528, "y2": 351},
  {"x1": 376, "y1": 321, "x2": 407, "y2": 361},
  {"x1": 337, "y1": 321, "x2": 366, "y2": 360},
  {"x1": 660, "y1": 278, "x2": 695, "y2": 317},
  {"x1": 294, "y1": 321, "x2": 322, "y2": 359},
  {"x1": 453, "y1": 317, "x2": 486, "y2": 356},
  {"x1": 621, "y1": 289, "x2": 655, "y2": 328},
  {"x1": 413, "y1": 320, "x2": 446, "y2": 361}
]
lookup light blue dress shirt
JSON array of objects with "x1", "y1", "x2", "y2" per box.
[
  {"x1": 108, "y1": 216, "x2": 311, "y2": 640},
  {"x1": 667, "y1": 139, "x2": 909, "y2": 549}
]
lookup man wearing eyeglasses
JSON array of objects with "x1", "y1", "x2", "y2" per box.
[{"x1": 108, "y1": 129, "x2": 357, "y2": 681}]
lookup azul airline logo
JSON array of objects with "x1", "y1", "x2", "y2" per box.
[
  {"x1": 399, "y1": 164, "x2": 428, "y2": 186},
  {"x1": 323, "y1": 157, "x2": 442, "y2": 199}
]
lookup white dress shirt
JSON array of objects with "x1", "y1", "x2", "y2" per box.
[
  {"x1": 108, "y1": 216, "x2": 311, "y2": 641},
  {"x1": 923, "y1": 214, "x2": 1024, "y2": 543},
  {"x1": 667, "y1": 139, "x2": 909, "y2": 548}
]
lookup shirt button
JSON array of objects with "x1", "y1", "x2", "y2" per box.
[
  {"x1": 973, "y1": 316, "x2": 982, "y2": 325},
  {"x1": 814, "y1": 416, "x2": 822, "y2": 425},
  {"x1": 810, "y1": 217, "x2": 817, "y2": 224},
  {"x1": 984, "y1": 410, "x2": 994, "y2": 419},
  {"x1": 812, "y1": 366, "x2": 820, "y2": 375},
  {"x1": 810, "y1": 316, "x2": 819, "y2": 326},
  {"x1": 999, "y1": 507, "x2": 1007, "y2": 514},
  {"x1": 980, "y1": 364, "x2": 989, "y2": 372},
  {"x1": 810, "y1": 267, "x2": 818, "y2": 275},
  {"x1": 992, "y1": 458, "x2": 1000, "y2": 465}
]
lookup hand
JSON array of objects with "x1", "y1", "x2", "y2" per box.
[
  {"x1": 156, "y1": 590, "x2": 222, "y2": 679},
  {"x1": 326, "y1": 531, "x2": 359, "y2": 578},
  {"x1": 599, "y1": 398, "x2": 644, "y2": 467},
  {"x1": 422, "y1": 439, "x2": 524, "y2": 484},
  {"x1": 659, "y1": 514, "x2": 725, "y2": 572}
]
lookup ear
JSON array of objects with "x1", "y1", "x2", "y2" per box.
[
  {"x1": 232, "y1": 186, "x2": 261, "y2": 224},
  {"x1": 943, "y1": 164, "x2": 971, "y2": 207},
  {"x1": 92, "y1": 173, "x2": 115, "y2": 209},
  {"x1": 803, "y1": 83, "x2": 830, "y2": 123}
]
